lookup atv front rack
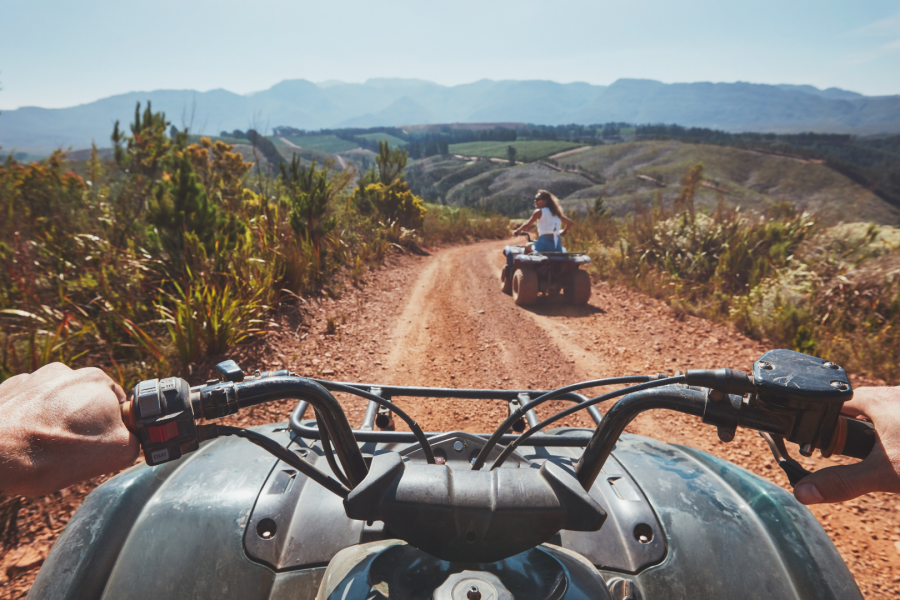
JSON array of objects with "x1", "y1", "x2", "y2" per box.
[{"x1": 290, "y1": 382, "x2": 602, "y2": 447}]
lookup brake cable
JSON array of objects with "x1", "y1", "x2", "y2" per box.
[
  {"x1": 471, "y1": 375, "x2": 653, "y2": 471},
  {"x1": 312, "y1": 379, "x2": 437, "y2": 464},
  {"x1": 489, "y1": 376, "x2": 686, "y2": 470},
  {"x1": 316, "y1": 410, "x2": 352, "y2": 489},
  {"x1": 216, "y1": 426, "x2": 350, "y2": 498}
]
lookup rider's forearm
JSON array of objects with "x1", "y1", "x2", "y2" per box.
[{"x1": 0, "y1": 364, "x2": 139, "y2": 497}]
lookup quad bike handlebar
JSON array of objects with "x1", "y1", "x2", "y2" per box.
[{"x1": 119, "y1": 349, "x2": 876, "y2": 562}]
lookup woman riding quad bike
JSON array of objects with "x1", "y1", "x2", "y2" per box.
[
  {"x1": 28, "y1": 350, "x2": 878, "y2": 599},
  {"x1": 502, "y1": 190, "x2": 591, "y2": 306},
  {"x1": 513, "y1": 190, "x2": 574, "y2": 253}
]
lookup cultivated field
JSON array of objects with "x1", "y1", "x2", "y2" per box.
[
  {"x1": 448, "y1": 140, "x2": 584, "y2": 162},
  {"x1": 410, "y1": 140, "x2": 900, "y2": 224},
  {"x1": 357, "y1": 132, "x2": 408, "y2": 147},
  {"x1": 280, "y1": 134, "x2": 359, "y2": 154}
]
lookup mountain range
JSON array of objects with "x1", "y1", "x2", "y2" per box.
[{"x1": 2, "y1": 78, "x2": 899, "y2": 154}]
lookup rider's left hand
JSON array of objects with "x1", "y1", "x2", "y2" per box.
[{"x1": 0, "y1": 363, "x2": 140, "y2": 496}]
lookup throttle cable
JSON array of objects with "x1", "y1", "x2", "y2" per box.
[
  {"x1": 217, "y1": 426, "x2": 350, "y2": 498},
  {"x1": 310, "y1": 379, "x2": 437, "y2": 464},
  {"x1": 471, "y1": 375, "x2": 652, "y2": 470},
  {"x1": 489, "y1": 376, "x2": 686, "y2": 470}
]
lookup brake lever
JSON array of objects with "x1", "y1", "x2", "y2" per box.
[{"x1": 759, "y1": 431, "x2": 813, "y2": 487}]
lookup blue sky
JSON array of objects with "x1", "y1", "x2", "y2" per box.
[{"x1": 1, "y1": 0, "x2": 898, "y2": 109}]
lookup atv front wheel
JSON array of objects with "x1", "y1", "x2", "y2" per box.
[
  {"x1": 512, "y1": 268, "x2": 538, "y2": 305},
  {"x1": 564, "y1": 270, "x2": 592, "y2": 305},
  {"x1": 500, "y1": 266, "x2": 512, "y2": 295}
]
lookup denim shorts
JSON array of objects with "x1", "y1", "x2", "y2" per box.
[{"x1": 533, "y1": 235, "x2": 563, "y2": 253}]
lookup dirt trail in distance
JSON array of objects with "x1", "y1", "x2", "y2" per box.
[
  {"x1": 278, "y1": 136, "x2": 349, "y2": 170},
  {"x1": 4, "y1": 240, "x2": 897, "y2": 599}
]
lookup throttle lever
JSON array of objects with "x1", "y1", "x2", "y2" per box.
[{"x1": 759, "y1": 431, "x2": 813, "y2": 486}]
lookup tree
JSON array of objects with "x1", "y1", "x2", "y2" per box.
[
  {"x1": 507, "y1": 145, "x2": 517, "y2": 166},
  {"x1": 281, "y1": 157, "x2": 351, "y2": 255},
  {"x1": 376, "y1": 140, "x2": 407, "y2": 185},
  {"x1": 246, "y1": 129, "x2": 283, "y2": 172},
  {"x1": 111, "y1": 102, "x2": 171, "y2": 214},
  {"x1": 147, "y1": 153, "x2": 244, "y2": 272},
  {"x1": 353, "y1": 142, "x2": 426, "y2": 229}
]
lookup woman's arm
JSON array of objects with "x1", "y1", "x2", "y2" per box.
[
  {"x1": 514, "y1": 209, "x2": 542, "y2": 235},
  {"x1": 560, "y1": 214, "x2": 574, "y2": 235}
]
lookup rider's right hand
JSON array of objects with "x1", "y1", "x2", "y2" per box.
[
  {"x1": 0, "y1": 363, "x2": 139, "y2": 497},
  {"x1": 794, "y1": 386, "x2": 900, "y2": 504}
]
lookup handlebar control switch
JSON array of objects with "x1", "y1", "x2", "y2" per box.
[
  {"x1": 702, "y1": 389, "x2": 744, "y2": 443},
  {"x1": 215, "y1": 359, "x2": 244, "y2": 382},
  {"x1": 198, "y1": 381, "x2": 239, "y2": 419},
  {"x1": 752, "y1": 349, "x2": 852, "y2": 452},
  {"x1": 129, "y1": 377, "x2": 199, "y2": 466}
]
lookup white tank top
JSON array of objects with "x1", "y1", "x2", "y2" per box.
[{"x1": 536, "y1": 207, "x2": 561, "y2": 238}]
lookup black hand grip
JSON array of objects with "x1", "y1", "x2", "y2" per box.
[{"x1": 838, "y1": 417, "x2": 877, "y2": 459}]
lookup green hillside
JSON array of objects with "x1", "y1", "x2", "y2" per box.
[
  {"x1": 357, "y1": 132, "x2": 408, "y2": 147},
  {"x1": 448, "y1": 140, "x2": 583, "y2": 162},
  {"x1": 280, "y1": 134, "x2": 359, "y2": 153},
  {"x1": 408, "y1": 140, "x2": 900, "y2": 223}
]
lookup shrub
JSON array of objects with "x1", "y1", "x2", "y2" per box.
[{"x1": 567, "y1": 163, "x2": 900, "y2": 383}]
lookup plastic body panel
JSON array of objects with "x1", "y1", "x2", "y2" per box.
[
  {"x1": 317, "y1": 541, "x2": 614, "y2": 600},
  {"x1": 611, "y1": 437, "x2": 862, "y2": 600},
  {"x1": 30, "y1": 428, "x2": 861, "y2": 600}
]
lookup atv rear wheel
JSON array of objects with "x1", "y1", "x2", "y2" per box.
[
  {"x1": 500, "y1": 266, "x2": 512, "y2": 295},
  {"x1": 512, "y1": 268, "x2": 538, "y2": 305},
  {"x1": 564, "y1": 270, "x2": 592, "y2": 305}
]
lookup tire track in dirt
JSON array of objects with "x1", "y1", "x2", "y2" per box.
[{"x1": 377, "y1": 243, "x2": 593, "y2": 432}]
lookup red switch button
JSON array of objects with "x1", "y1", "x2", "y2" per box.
[{"x1": 148, "y1": 421, "x2": 179, "y2": 443}]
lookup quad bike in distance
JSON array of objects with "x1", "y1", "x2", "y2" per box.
[
  {"x1": 501, "y1": 232, "x2": 592, "y2": 306},
  {"x1": 29, "y1": 349, "x2": 878, "y2": 600}
]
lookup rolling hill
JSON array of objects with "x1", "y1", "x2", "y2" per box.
[{"x1": 406, "y1": 141, "x2": 900, "y2": 224}]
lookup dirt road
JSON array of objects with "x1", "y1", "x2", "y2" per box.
[
  {"x1": 3, "y1": 240, "x2": 898, "y2": 598},
  {"x1": 326, "y1": 239, "x2": 899, "y2": 599}
]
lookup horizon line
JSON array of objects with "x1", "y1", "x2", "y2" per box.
[{"x1": 2, "y1": 77, "x2": 888, "y2": 113}]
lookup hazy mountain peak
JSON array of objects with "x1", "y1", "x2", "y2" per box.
[
  {"x1": 315, "y1": 80, "x2": 349, "y2": 88},
  {"x1": 775, "y1": 83, "x2": 863, "y2": 100},
  {"x1": 363, "y1": 78, "x2": 441, "y2": 88},
  {"x1": 1, "y1": 78, "x2": 897, "y2": 153}
]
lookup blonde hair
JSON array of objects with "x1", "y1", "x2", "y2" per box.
[{"x1": 536, "y1": 189, "x2": 564, "y2": 217}]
